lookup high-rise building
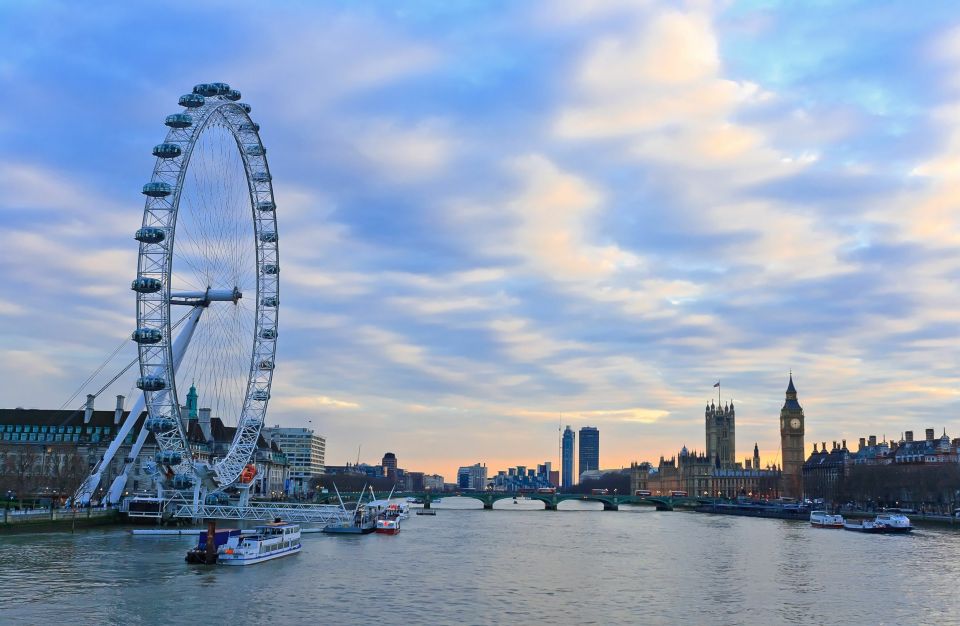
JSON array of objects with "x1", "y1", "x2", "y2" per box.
[
  {"x1": 780, "y1": 373, "x2": 805, "y2": 499},
  {"x1": 381, "y1": 452, "x2": 398, "y2": 479},
  {"x1": 457, "y1": 463, "x2": 487, "y2": 490},
  {"x1": 705, "y1": 400, "x2": 735, "y2": 467},
  {"x1": 251, "y1": 426, "x2": 325, "y2": 495},
  {"x1": 562, "y1": 426, "x2": 575, "y2": 487},
  {"x1": 579, "y1": 426, "x2": 599, "y2": 476}
]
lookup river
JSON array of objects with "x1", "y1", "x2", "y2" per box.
[{"x1": 1, "y1": 499, "x2": 958, "y2": 625}]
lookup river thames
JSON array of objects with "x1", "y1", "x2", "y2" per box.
[{"x1": 2, "y1": 500, "x2": 959, "y2": 625}]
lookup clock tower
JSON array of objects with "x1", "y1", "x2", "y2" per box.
[{"x1": 779, "y1": 373, "x2": 805, "y2": 499}]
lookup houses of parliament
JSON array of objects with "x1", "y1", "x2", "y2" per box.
[{"x1": 631, "y1": 375, "x2": 805, "y2": 499}]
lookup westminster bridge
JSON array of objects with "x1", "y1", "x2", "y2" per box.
[{"x1": 319, "y1": 491, "x2": 705, "y2": 511}]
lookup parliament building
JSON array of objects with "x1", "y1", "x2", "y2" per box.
[{"x1": 631, "y1": 378, "x2": 805, "y2": 499}]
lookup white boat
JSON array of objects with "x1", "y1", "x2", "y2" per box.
[
  {"x1": 376, "y1": 518, "x2": 400, "y2": 535},
  {"x1": 843, "y1": 513, "x2": 913, "y2": 534},
  {"x1": 810, "y1": 510, "x2": 844, "y2": 528},
  {"x1": 217, "y1": 522, "x2": 302, "y2": 565}
]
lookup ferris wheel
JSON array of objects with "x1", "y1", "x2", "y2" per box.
[{"x1": 131, "y1": 82, "x2": 278, "y2": 496}]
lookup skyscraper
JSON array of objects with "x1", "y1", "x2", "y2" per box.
[
  {"x1": 562, "y1": 426, "x2": 575, "y2": 488},
  {"x1": 579, "y1": 426, "x2": 599, "y2": 476}
]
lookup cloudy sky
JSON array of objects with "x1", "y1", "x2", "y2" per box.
[{"x1": 1, "y1": 0, "x2": 959, "y2": 481}]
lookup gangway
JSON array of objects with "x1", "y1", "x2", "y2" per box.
[{"x1": 174, "y1": 502, "x2": 349, "y2": 525}]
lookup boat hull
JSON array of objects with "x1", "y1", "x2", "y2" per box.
[
  {"x1": 375, "y1": 527, "x2": 400, "y2": 535},
  {"x1": 323, "y1": 525, "x2": 375, "y2": 534},
  {"x1": 843, "y1": 523, "x2": 913, "y2": 534},
  {"x1": 811, "y1": 522, "x2": 844, "y2": 529}
]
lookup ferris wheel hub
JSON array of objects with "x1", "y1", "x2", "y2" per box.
[{"x1": 169, "y1": 287, "x2": 242, "y2": 307}]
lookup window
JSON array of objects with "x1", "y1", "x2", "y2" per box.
[{"x1": 15, "y1": 425, "x2": 22, "y2": 433}]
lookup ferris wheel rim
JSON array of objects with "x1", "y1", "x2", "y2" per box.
[{"x1": 133, "y1": 82, "x2": 278, "y2": 492}]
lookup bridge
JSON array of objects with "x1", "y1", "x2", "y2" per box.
[{"x1": 320, "y1": 491, "x2": 705, "y2": 512}]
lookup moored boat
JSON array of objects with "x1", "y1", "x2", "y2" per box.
[
  {"x1": 843, "y1": 513, "x2": 913, "y2": 534},
  {"x1": 217, "y1": 522, "x2": 302, "y2": 565},
  {"x1": 810, "y1": 510, "x2": 844, "y2": 528},
  {"x1": 376, "y1": 518, "x2": 400, "y2": 535}
]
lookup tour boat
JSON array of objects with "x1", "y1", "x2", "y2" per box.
[
  {"x1": 217, "y1": 522, "x2": 302, "y2": 565},
  {"x1": 375, "y1": 518, "x2": 400, "y2": 535},
  {"x1": 810, "y1": 510, "x2": 845, "y2": 528},
  {"x1": 843, "y1": 513, "x2": 913, "y2": 534}
]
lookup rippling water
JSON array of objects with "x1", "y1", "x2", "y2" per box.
[{"x1": 2, "y1": 499, "x2": 959, "y2": 625}]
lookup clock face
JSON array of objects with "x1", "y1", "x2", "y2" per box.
[{"x1": 790, "y1": 418, "x2": 801, "y2": 430}]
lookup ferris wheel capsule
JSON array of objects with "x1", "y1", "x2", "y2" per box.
[
  {"x1": 135, "y1": 227, "x2": 166, "y2": 244},
  {"x1": 142, "y1": 182, "x2": 172, "y2": 197},
  {"x1": 226, "y1": 89, "x2": 242, "y2": 102},
  {"x1": 155, "y1": 450, "x2": 183, "y2": 465},
  {"x1": 165, "y1": 113, "x2": 193, "y2": 129},
  {"x1": 152, "y1": 143, "x2": 182, "y2": 159},
  {"x1": 178, "y1": 93, "x2": 204, "y2": 108},
  {"x1": 192, "y1": 83, "x2": 218, "y2": 97},
  {"x1": 262, "y1": 264, "x2": 279, "y2": 275},
  {"x1": 132, "y1": 328, "x2": 163, "y2": 344},
  {"x1": 137, "y1": 376, "x2": 167, "y2": 392},
  {"x1": 131, "y1": 277, "x2": 162, "y2": 293},
  {"x1": 259, "y1": 232, "x2": 278, "y2": 243},
  {"x1": 256, "y1": 201, "x2": 275, "y2": 212}
]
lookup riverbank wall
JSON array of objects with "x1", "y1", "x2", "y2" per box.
[{"x1": 0, "y1": 508, "x2": 121, "y2": 534}]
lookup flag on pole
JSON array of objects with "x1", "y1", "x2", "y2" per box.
[{"x1": 713, "y1": 381, "x2": 720, "y2": 388}]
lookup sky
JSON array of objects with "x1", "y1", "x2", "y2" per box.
[{"x1": 1, "y1": 0, "x2": 959, "y2": 482}]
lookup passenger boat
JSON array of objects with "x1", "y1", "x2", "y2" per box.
[
  {"x1": 375, "y1": 518, "x2": 400, "y2": 535},
  {"x1": 810, "y1": 510, "x2": 844, "y2": 528},
  {"x1": 217, "y1": 522, "x2": 302, "y2": 565},
  {"x1": 843, "y1": 513, "x2": 913, "y2": 534}
]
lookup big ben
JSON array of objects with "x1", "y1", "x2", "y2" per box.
[{"x1": 779, "y1": 373, "x2": 805, "y2": 499}]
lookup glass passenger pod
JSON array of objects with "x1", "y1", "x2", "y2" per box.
[
  {"x1": 192, "y1": 83, "x2": 218, "y2": 97},
  {"x1": 226, "y1": 89, "x2": 242, "y2": 102},
  {"x1": 261, "y1": 296, "x2": 278, "y2": 307},
  {"x1": 209, "y1": 82, "x2": 231, "y2": 95},
  {"x1": 260, "y1": 232, "x2": 278, "y2": 243},
  {"x1": 142, "y1": 182, "x2": 173, "y2": 197},
  {"x1": 258, "y1": 359, "x2": 275, "y2": 370},
  {"x1": 131, "y1": 277, "x2": 162, "y2": 293},
  {"x1": 238, "y1": 103, "x2": 252, "y2": 113},
  {"x1": 155, "y1": 450, "x2": 182, "y2": 465},
  {"x1": 152, "y1": 143, "x2": 182, "y2": 159},
  {"x1": 262, "y1": 264, "x2": 279, "y2": 275},
  {"x1": 165, "y1": 113, "x2": 193, "y2": 129},
  {"x1": 256, "y1": 201, "x2": 275, "y2": 212},
  {"x1": 252, "y1": 172, "x2": 271, "y2": 183},
  {"x1": 245, "y1": 145, "x2": 265, "y2": 157},
  {"x1": 252, "y1": 390, "x2": 270, "y2": 401},
  {"x1": 260, "y1": 328, "x2": 277, "y2": 340},
  {"x1": 171, "y1": 474, "x2": 195, "y2": 490},
  {"x1": 135, "y1": 227, "x2": 166, "y2": 244},
  {"x1": 132, "y1": 328, "x2": 163, "y2": 344},
  {"x1": 137, "y1": 376, "x2": 167, "y2": 392},
  {"x1": 178, "y1": 93, "x2": 204, "y2": 108}
]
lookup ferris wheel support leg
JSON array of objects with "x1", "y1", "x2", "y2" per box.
[{"x1": 79, "y1": 307, "x2": 205, "y2": 507}]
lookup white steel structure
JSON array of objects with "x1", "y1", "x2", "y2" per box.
[{"x1": 131, "y1": 82, "x2": 278, "y2": 501}]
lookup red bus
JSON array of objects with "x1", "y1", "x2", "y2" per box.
[
  {"x1": 634, "y1": 490, "x2": 652, "y2": 497},
  {"x1": 669, "y1": 490, "x2": 687, "y2": 497},
  {"x1": 591, "y1": 488, "x2": 609, "y2": 495},
  {"x1": 536, "y1": 488, "x2": 556, "y2": 494}
]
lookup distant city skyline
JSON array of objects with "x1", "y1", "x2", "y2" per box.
[{"x1": 2, "y1": 2, "x2": 960, "y2": 484}]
